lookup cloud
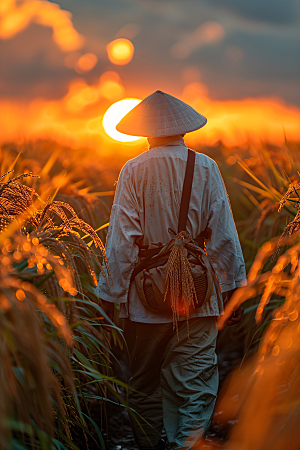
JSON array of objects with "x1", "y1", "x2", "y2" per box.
[
  {"x1": 0, "y1": 0, "x2": 299, "y2": 149},
  {"x1": 0, "y1": 0, "x2": 84, "y2": 51},
  {"x1": 0, "y1": 24, "x2": 73, "y2": 99},
  {"x1": 0, "y1": 0, "x2": 299, "y2": 108},
  {"x1": 171, "y1": 21, "x2": 225, "y2": 59}
]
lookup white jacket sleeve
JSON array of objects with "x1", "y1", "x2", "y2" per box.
[
  {"x1": 205, "y1": 162, "x2": 247, "y2": 292},
  {"x1": 95, "y1": 163, "x2": 143, "y2": 303}
]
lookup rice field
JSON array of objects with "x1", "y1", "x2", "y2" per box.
[{"x1": 0, "y1": 138, "x2": 300, "y2": 449}]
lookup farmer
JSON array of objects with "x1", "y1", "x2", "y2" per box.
[{"x1": 96, "y1": 90, "x2": 246, "y2": 450}]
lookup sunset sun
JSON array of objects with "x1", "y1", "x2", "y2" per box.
[{"x1": 102, "y1": 98, "x2": 142, "y2": 142}]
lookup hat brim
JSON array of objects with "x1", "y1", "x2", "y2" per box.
[{"x1": 116, "y1": 90, "x2": 207, "y2": 137}]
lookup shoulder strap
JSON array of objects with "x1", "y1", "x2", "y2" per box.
[{"x1": 178, "y1": 149, "x2": 195, "y2": 233}]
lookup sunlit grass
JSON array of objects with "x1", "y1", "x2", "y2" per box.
[
  {"x1": 0, "y1": 151, "x2": 128, "y2": 449},
  {"x1": 1, "y1": 138, "x2": 300, "y2": 448}
]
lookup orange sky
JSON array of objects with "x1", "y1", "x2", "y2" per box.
[{"x1": 0, "y1": 0, "x2": 299, "y2": 152}]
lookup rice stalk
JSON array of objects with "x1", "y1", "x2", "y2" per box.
[
  {"x1": 0, "y1": 170, "x2": 109, "y2": 320},
  {"x1": 0, "y1": 171, "x2": 107, "y2": 258},
  {"x1": 0, "y1": 235, "x2": 75, "y2": 449},
  {"x1": 208, "y1": 233, "x2": 300, "y2": 450},
  {"x1": 216, "y1": 143, "x2": 300, "y2": 358},
  {"x1": 164, "y1": 231, "x2": 197, "y2": 334},
  {"x1": 0, "y1": 229, "x2": 122, "y2": 449}
]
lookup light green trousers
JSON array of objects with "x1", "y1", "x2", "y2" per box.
[{"x1": 123, "y1": 317, "x2": 218, "y2": 450}]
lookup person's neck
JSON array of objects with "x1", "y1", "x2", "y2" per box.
[{"x1": 147, "y1": 135, "x2": 185, "y2": 149}]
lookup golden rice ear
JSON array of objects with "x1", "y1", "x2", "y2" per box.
[
  {"x1": 278, "y1": 182, "x2": 300, "y2": 212},
  {"x1": 272, "y1": 184, "x2": 300, "y2": 259},
  {"x1": 0, "y1": 169, "x2": 109, "y2": 296},
  {"x1": 164, "y1": 231, "x2": 197, "y2": 336}
]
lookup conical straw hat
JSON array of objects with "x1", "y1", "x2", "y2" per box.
[{"x1": 116, "y1": 90, "x2": 207, "y2": 137}]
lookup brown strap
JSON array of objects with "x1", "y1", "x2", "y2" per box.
[
  {"x1": 137, "y1": 149, "x2": 196, "y2": 257},
  {"x1": 178, "y1": 149, "x2": 195, "y2": 233},
  {"x1": 133, "y1": 151, "x2": 196, "y2": 280}
]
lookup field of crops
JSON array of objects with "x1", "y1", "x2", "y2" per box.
[{"x1": 0, "y1": 137, "x2": 300, "y2": 450}]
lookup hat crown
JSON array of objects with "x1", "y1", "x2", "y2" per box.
[{"x1": 116, "y1": 90, "x2": 207, "y2": 137}]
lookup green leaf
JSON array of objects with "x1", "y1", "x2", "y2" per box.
[{"x1": 81, "y1": 412, "x2": 105, "y2": 450}]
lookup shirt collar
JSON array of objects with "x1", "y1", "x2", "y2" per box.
[{"x1": 147, "y1": 135, "x2": 185, "y2": 149}]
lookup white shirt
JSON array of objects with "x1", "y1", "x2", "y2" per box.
[{"x1": 95, "y1": 136, "x2": 247, "y2": 323}]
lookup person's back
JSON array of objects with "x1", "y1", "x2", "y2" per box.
[
  {"x1": 96, "y1": 91, "x2": 246, "y2": 450},
  {"x1": 123, "y1": 141, "x2": 213, "y2": 245}
]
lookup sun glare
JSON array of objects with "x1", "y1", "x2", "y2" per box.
[
  {"x1": 102, "y1": 98, "x2": 142, "y2": 142},
  {"x1": 106, "y1": 38, "x2": 134, "y2": 65}
]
